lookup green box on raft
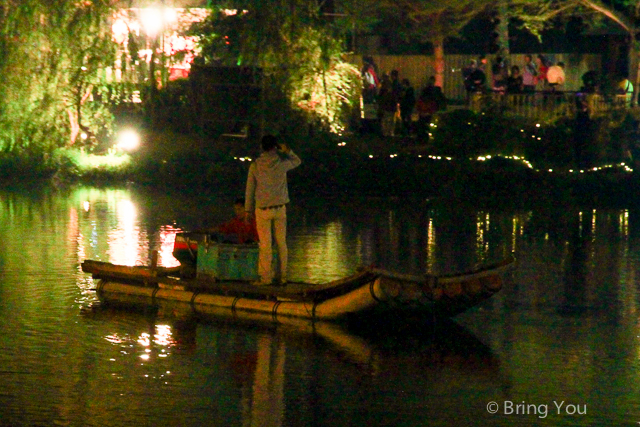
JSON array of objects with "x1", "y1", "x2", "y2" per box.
[{"x1": 197, "y1": 240, "x2": 260, "y2": 281}]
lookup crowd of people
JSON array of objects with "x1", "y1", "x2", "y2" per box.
[
  {"x1": 360, "y1": 53, "x2": 636, "y2": 136},
  {"x1": 464, "y1": 53, "x2": 637, "y2": 110},
  {"x1": 361, "y1": 57, "x2": 446, "y2": 137},
  {"x1": 463, "y1": 53, "x2": 566, "y2": 98}
]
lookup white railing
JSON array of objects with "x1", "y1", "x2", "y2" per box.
[{"x1": 468, "y1": 92, "x2": 632, "y2": 120}]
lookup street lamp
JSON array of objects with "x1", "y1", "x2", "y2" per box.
[
  {"x1": 140, "y1": 8, "x2": 163, "y2": 38},
  {"x1": 140, "y1": 6, "x2": 178, "y2": 89}
]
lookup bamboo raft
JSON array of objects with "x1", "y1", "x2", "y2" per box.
[{"x1": 81, "y1": 255, "x2": 514, "y2": 322}]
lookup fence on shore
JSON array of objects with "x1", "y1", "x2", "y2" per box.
[{"x1": 466, "y1": 91, "x2": 632, "y2": 121}]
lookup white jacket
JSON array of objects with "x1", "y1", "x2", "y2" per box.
[{"x1": 245, "y1": 149, "x2": 301, "y2": 211}]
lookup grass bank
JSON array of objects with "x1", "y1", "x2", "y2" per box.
[{"x1": 1, "y1": 107, "x2": 638, "y2": 208}]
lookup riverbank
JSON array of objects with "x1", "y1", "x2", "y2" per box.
[
  {"x1": 37, "y1": 129, "x2": 636, "y2": 209},
  {"x1": 2, "y1": 109, "x2": 639, "y2": 208}
]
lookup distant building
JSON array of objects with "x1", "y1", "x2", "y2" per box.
[{"x1": 109, "y1": 0, "x2": 210, "y2": 88}]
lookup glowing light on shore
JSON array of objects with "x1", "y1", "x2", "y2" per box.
[{"x1": 118, "y1": 130, "x2": 140, "y2": 151}]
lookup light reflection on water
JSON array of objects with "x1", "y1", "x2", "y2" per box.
[{"x1": 2, "y1": 186, "x2": 640, "y2": 426}]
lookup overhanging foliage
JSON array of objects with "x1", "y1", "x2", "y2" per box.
[
  {"x1": 185, "y1": 1, "x2": 362, "y2": 134},
  {"x1": 0, "y1": 0, "x2": 116, "y2": 155}
]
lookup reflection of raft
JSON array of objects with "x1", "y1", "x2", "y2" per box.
[{"x1": 81, "y1": 254, "x2": 514, "y2": 322}]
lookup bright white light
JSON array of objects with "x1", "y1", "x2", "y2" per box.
[
  {"x1": 164, "y1": 8, "x2": 177, "y2": 23},
  {"x1": 112, "y1": 19, "x2": 128, "y2": 44},
  {"x1": 118, "y1": 130, "x2": 140, "y2": 151},
  {"x1": 222, "y1": 9, "x2": 245, "y2": 15},
  {"x1": 141, "y1": 8, "x2": 163, "y2": 36}
]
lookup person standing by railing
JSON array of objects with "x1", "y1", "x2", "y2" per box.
[
  {"x1": 535, "y1": 55, "x2": 549, "y2": 91},
  {"x1": 361, "y1": 60, "x2": 379, "y2": 104},
  {"x1": 617, "y1": 75, "x2": 634, "y2": 107},
  {"x1": 463, "y1": 60, "x2": 486, "y2": 110},
  {"x1": 507, "y1": 66, "x2": 524, "y2": 93},
  {"x1": 463, "y1": 59, "x2": 478, "y2": 105},
  {"x1": 416, "y1": 76, "x2": 446, "y2": 138},
  {"x1": 491, "y1": 52, "x2": 509, "y2": 93},
  {"x1": 377, "y1": 74, "x2": 397, "y2": 136},
  {"x1": 399, "y1": 78, "x2": 416, "y2": 135},
  {"x1": 522, "y1": 54, "x2": 537, "y2": 93},
  {"x1": 547, "y1": 62, "x2": 565, "y2": 93}
]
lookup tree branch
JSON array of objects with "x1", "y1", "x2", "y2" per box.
[{"x1": 576, "y1": 0, "x2": 631, "y2": 33}]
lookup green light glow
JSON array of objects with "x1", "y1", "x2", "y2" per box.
[
  {"x1": 74, "y1": 150, "x2": 131, "y2": 170},
  {"x1": 287, "y1": 28, "x2": 360, "y2": 134}
]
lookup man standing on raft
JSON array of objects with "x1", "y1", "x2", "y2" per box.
[{"x1": 245, "y1": 135, "x2": 301, "y2": 286}]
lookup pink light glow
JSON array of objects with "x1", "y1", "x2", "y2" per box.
[
  {"x1": 158, "y1": 225, "x2": 182, "y2": 268},
  {"x1": 111, "y1": 7, "x2": 209, "y2": 79}
]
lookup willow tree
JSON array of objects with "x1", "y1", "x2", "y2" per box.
[
  {"x1": 187, "y1": 1, "x2": 362, "y2": 134},
  {"x1": 0, "y1": 0, "x2": 116, "y2": 155},
  {"x1": 326, "y1": 0, "x2": 383, "y2": 52},
  {"x1": 491, "y1": 0, "x2": 574, "y2": 54},
  {"x1": 499, "y1": 0, "x2": 577, "y2": 43},
  {"x1": 378, "y1": 0, "x2": 488, "y2": 87}
]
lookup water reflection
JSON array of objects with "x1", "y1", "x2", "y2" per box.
[
  {"x1": 107, "y1": 199, "x2": 145, "y2": 266},
  {"x1": 73, "y1": 190, "x2": 150, "y2": 266},
  {"x1": 6, "y1": 186, "x2": 640, "y2": 425},
  {"x1": 2, "y1": 185, "x2": 640, "y2": 316},
  {"x1": 3, "y1": 186, "x2": 640, "y2": 319},
  {"x1": 81, "y1": 302, "x2": 501, "y2": 427},
  {"x1": 560, "y1": 213, "x2": 589, "y2": 316},
  {"x1": 248, "y1": 333, "x2": 285, "y2": 426}
]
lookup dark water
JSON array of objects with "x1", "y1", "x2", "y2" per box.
[{"x1": 1, "y1": 185, "x2": 639, "y2": 426}]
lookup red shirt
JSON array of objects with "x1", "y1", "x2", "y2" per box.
[
  {"x1": 536, "y1": 65, "x2": 548, "y2": 85},
  {"x1": 219, "y1": 216, "x2": 259, "y2": 243}
]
